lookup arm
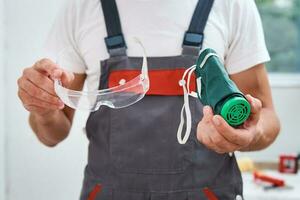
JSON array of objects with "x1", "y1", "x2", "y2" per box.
[
  {"x1": 197, "y1": 64, "x2": 280, "y2": 153},
  {"x1": 18, "y1": 59, "x2": 86, "y2": 147},
  {"x1": 230, "y1": 64, "x2": 280, "y2": 151}
]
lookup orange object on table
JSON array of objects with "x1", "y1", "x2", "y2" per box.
[{"x1": 253, "y1": 171, "x2": 285, "y2": 187}]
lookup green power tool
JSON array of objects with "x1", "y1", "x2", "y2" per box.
[{"x1": 195, "y1": 48, "x2": 251, "y2": 127}]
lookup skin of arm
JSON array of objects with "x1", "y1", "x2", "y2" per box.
[{"x1": 197, "y1": 64, "x2": 280, "y2": 153}]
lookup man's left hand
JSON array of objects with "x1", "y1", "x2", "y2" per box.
[{"x1": 196, "y1": 94, "x2": 263, "y2": 154}]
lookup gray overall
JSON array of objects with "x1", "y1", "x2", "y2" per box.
[{"x1": 80, "y1": 0, "x2": 243, "y2": 199}]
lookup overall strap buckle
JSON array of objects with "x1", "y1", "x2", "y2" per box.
[
  {"x1": 101, "y1": 0, "x2": 127, "y2": 57},
  {"x1": 182, "y1": 32, "x2": 204, "y2": 56},
  {"x1": 105, "y1": 34, "x2": 127, "y2": 57},
  {"x1": 182, "y1": 0, "x2": 215, "y2": 56}
]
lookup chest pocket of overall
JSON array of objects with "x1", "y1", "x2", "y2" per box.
[{"x1": 101, "y1": 56, "x2": 199, "y2": 174}]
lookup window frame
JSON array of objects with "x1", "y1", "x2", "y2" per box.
[{"x1": 257, "y1": 0, "x2": 300, "y2": 76}]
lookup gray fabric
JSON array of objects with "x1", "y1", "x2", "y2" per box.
[
  {"x1": 80, "y1": 55, "x2": 243, "y2": 200},
  {"x1": 182, "y1": 46, "x2": 201, "y2": 56},
  {"x1": 108, "y1": 47, "x2": 127, "y2": 57},
  {"x1": 100, "y1": 55, "x2": 196, "y2": 71}
]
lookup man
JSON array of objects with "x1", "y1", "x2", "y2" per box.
[{"x1": 17, "y1": 0, "x2": 280, "y2": 199}]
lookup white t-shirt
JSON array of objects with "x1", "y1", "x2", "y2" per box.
[{"x1": 44, "y1": 0, "x2": 270, "y2": 91}]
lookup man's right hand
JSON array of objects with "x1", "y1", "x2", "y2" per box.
[{"x1": 17, "y1": 58, "x2": 74, "y2": 117}]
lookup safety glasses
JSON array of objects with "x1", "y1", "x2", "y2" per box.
[{"x1": 54, "y1": 39, "x2": 149, "y2": 111}]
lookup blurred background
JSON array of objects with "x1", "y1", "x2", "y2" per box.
[{"x1": 0, "y1": 0, "x2": 299, "y2": 199}]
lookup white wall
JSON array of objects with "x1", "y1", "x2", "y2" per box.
[
  {"x1": 1, "y1": 1, "x2": 300, "y2": 200},
  {"x1": 4, "y1": 0, "x2": 88, "y2": 200},
  {"x1": 237, "y1": 85, "x2": 300, "y2": 161},
  {"x1": 0, "y1": 0, "x2": 6, "y2": 199}
]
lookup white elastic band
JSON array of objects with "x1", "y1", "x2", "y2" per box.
[
  {"x1": 196, "y1": 77, "x2": 202, "y2": 98},
  {"x1": 177, "y1": 65, "x2": 196, "y2": 144},
  {"x1": 177, "y1": 52, "x2": 220, "y2": 144},
  {"x1": 199, "y1": 53, "x2": 219, "y2": 69}
]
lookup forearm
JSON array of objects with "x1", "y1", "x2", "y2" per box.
[
  {"x1": 242, "y1": 107, "x2": 280, "y2": 151},
  {"x1": 29, "y1": 110, "x2": 71, "y2": 147}
]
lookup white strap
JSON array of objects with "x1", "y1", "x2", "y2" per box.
[
  {"x1": 199, "y1": 52, "x2": 219, "y2": 69},
  {"x1": 177, "y1": 65, "x2": 196, "y2": 144},
  {"x1": 196, "y1": 77, "x2": 202, "y2": 98}
]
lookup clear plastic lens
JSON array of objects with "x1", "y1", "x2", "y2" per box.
[
  {"x1": 54, "y1": 75, "x2": 149, "y2": 111},
  {"x1": 54, "y1": 38, "x2": 149, "y2": 111}
]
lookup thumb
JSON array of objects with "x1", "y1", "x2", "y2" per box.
[
  {"x1": 52, "y1": 69, "x2": 75, "y2": 87},
  {"x1": 202, "y1": 105, "x2": 214, "y2": 122}
]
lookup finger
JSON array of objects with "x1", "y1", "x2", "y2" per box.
[
  {"x1": 212, "y1": 115, "x2": 252, "y2": 146},
  {"x1": 52, "y1": 69, "x2": 74, "y2": 86},
  {"x1": 33, "y1": 58, "x2": 59, "y2": 75},
  {"x1": 201, "y1": 131, "x2": 226, "y2": 154},
  {"x1": 18, "y1": 89, "x2": 64, "y2": 110},
  {"x1": 245, "y1": 94, "x2": 262, "y2": 114},
  {"x1": 24, "y1": 104, "x2": 54, "y2": 114},
  {"x1": 22, "y1": 67, "x2": 56, "y2": 96},
  {"x1": 33, "y1": 59, "x2": 75, "y2": 86},
  {"x1": 245, "y1": 94, "x2": 262, "y2": 124},
  {"x1": 202, "y1": 106, "x2": 214, "y2": 122},
  {"x1": 18, "y1": 77, "x2": 64, "y2": 107},
  {"x1": 209, "y1": 129, "x2": 240, "y2": 152},
  {"x1": 197, "y1": 121, "x2": 227, "y2": 154}
]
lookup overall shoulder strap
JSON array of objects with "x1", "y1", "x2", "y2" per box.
[
  {"x1": 182, "y1": 0, "x2": 215, "y2": 56},
  {"x1": 100, "y1": 0, "x2": 127, "y2": 57}
]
